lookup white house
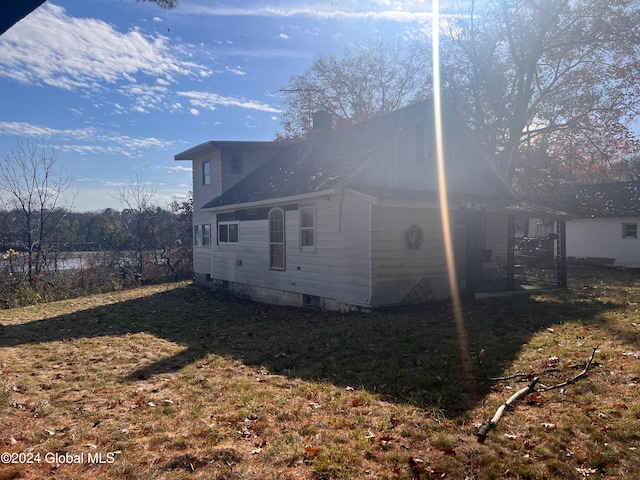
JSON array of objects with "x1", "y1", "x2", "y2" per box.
[
  {"x1": 564, "y1": 181, "x2": 640, "y2": 267},
  {"x1": 175, "y1": 100, "x2": 567, "y2": 310}
]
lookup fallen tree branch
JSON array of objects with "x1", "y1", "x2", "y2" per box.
[
  {"x1": 476, "y1": 346, "x2": 599, "y2": 444},
  {"x1": 539, "y1": 346, "x2": 599, "y2": 392},
  {"x1": 476, "y1": 377, "x2": 539, "y2": 444},
  {"x1": 476, "y1": 372, "x2": 534, "y2": 382}
]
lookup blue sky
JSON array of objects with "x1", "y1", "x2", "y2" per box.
[{"x1": 0, "y1": 1, "x2": 432, "y2": 212}]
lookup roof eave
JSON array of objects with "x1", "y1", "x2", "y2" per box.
[
  {"x1": 174, "y1": 140, "x2": 285, "y2": 161},
  {"x1": 202, "y1": 188, "x2": 340, "y2": 212}
]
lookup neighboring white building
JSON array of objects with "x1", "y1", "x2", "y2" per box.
[
  {"x1": 564, "y1": 181, "x2": 640, "y2": 268},
  {"x1": 175, "y1": 100, "x2": 567, "y2": 310}
]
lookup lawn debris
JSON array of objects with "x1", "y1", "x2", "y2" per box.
[
  {"x1": 476, "y1": 376, "x2": 539, "y2": 443},
  {"x1": 477, "y1": 346, "x2": 599, "y2": 443}
]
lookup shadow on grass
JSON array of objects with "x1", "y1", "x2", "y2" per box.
[{"x1": 0, "y1": 283, "x2": 621, "y2": 414}]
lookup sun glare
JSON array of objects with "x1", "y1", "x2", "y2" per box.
[{"x1": 431, "y1": 0, "x2": 476, "y2": 402}]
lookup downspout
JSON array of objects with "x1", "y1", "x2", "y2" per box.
[
  {"x1": 367, "y1": 202, "x2": 373, "y2": 306},
  {"x1": 338, "y1": 187, "x2": 345, "y2": 234},
  {"x1": 556, "y1": 220, "x2": 567, "y2": 288}
]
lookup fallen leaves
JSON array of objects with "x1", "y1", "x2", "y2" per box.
[{"x1": 304, "y1": 446, "x2": 322, "y2": 457}]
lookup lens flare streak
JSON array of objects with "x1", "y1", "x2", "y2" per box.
[{"x1": 431, "y1": 0, "x2": 476, "y2": 403}]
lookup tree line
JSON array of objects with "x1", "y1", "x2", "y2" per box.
[{"x1": 0, "y1": 140, "x2": 192, "y2": 308}]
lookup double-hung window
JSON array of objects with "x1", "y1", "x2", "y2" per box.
[
  {"x1": 218, "y1": 222, "x2": 239, "y2": 244},
  {"x1": 231, "y1": 153, "x2": 243, "y2": 174},
  {"x1": 202, "y1": 160, "x2": 211, "y2": 185},
  {"x1": 194, "y1": 224, "x2": 211, "y2": 246},
  {"x1": 623, "y1": 222, "x2": 637, "y2": 239},
  {"x1": 299, "y1": 205, "x2": 316, "y2": 250},
  {"x1": 269, "y1": 208, "x2": 285, "y2": 270}
]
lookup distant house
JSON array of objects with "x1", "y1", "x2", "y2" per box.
[
  {"x1": 175, "y1": 100, "x2": 567, "y2": 310},
  {"x1": 563, "y1": 181, "x2": 640, "y2": 267}
]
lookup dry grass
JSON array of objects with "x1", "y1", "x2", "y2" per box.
[{"x1": 0, "y1": 265, "x2": 639, "y2": 479}]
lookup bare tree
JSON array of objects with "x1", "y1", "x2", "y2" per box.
[
  {"x1": 278, "y1": 38, "x2": 432, "y2": 140},
  {"x1": 0, "y1": 139, "x2": 74, "y2": 282},
  {"x1": 440, "y1": 0, "x2": 640, "y2": 184},
  {"x1": 113, "y1": 175, "x2": 159, "y2": 279}
]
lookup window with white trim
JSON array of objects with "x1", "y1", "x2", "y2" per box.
[
  {"x1": 218, "y1": 221, "x2": 239, "y2": 244},
  {"x1": 299, "y1": 204, "x2": 316, "y2": 250},
  {"x1": 202, "y1": 160, "x2": 211, "y2": 185},
  {"x1": 269, "y1": 208, "x2": 285, "y2": 270},
  {"x1": 623, "y1": 222, "x2": 637, "y2": 239},
  {"x1": 194, "y1": 224, "x2": 211, "y2": 246}
]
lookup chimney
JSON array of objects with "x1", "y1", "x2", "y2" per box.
[{"x1": 312, "y1": 110, "x2": 333, "y2": 137}]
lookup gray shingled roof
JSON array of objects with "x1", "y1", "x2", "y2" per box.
[
  {"x1": 562, "y1": 181, "x2": 640, "y2": 217},
  {"x1": 202, "y1": 101, "x2": 431, "y2": 209}
]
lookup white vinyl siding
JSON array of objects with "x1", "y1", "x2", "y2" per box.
[
  {"x1": 484, "y1": 212, "x2": 509, "y2": 267},
  {"x1": 208, "y1": 193, "x2": 372, "y2": 307},
  {"x1": 369, "y1": 205, "x2": 451, "y2": 305},
  {"x1": 567, "y1": 217, "x2": 640, "y2": 267}
]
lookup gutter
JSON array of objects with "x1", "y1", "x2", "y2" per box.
[{"x1": 202, "y1": 188, "x2": 339, "y2": 212}]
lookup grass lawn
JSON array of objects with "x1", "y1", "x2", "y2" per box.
[{"x1": 1, "y1": 265, "x2": 639, "y2": 479}]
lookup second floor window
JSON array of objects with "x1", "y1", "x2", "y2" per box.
[
  {"x1": 202, "y1": 160, "x2": 211, "y2": 185},
  {"x1": 231, "y1": 154, "x2": 243, "y2": 174}
]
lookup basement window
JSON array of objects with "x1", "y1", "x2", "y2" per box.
[{"x1": 622, "y1": 222, "x2": 637, "y2": 239}]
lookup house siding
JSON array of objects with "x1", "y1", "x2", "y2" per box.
[
  {"x1": 192, "y1": 153, "x2": 222, "y2": 228},
  {"x1": 567, "y1": 217, "x2": 640, "y2": 267},
  {"x1": 206, "y1": 192, "x2": 372, "y2": 308},
  {"x1": 219, "y1": 148, "x2": 271, "y2": 195},
  {"x1": 485, "y1": 212, "x2": 509, "y2": 266},
  {"x1": 352, "y1": 136, "x2": 439, "y2": 191},
  {"x1": 369, "y1": 205, "x2": 451, "y2": 305},
  {"x1": 350, "y1": 113, "x2": 512, "y2": 199}
]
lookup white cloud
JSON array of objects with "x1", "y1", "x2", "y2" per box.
[
  {"x1": 0, "y1": 3, "x2": 212, "y2": 91},
  {"x1": 0, "y1": 120, "x2": 174, "y2": 158},
  {"x1": 226, "y1": 66, "x2": 247, "y2": 76},
  {"x1": 190, "y1": 108, "x2": 200, "y2": 115},
  {"x1": 177, "y1": 91, "x2": 281, "y2": 113},
  {"x1": 168, "y1": 165, "x2": 192, "y2": 173},
  {"x1": 279, "y1": 33, "x2": 290, "y2": 39},
  {"x1": 0, "y1": 121, "x2": 95, "y2": 140},
  {"x1": 180, "y1": 2, "x2": 433, "y2": 23},
  {"x1": 118, "y1": 83, "x2": 171, "y2": 113}
]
